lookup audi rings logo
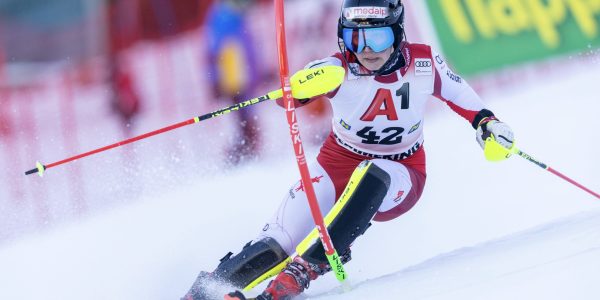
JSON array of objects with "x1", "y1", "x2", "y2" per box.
[
  {"x1": 415, "y1": 58, "x2": 432, "y2": 76},
  {"x1": 415, "y1": 61, "x2": 432, "y2": 68}
]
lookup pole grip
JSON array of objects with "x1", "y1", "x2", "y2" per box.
[{"x1": 513, "y1": 148, "x2": 548, "y2": 169}]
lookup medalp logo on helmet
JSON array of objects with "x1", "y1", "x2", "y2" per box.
[{"x1": 344, "y1": 7, "x2": 389, "y2": 20}]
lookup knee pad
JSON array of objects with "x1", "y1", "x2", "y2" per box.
[
  {"x1": 296, "y1": 160, "x2": 390, "y2": 265},
  {"x1": 214, "y1": 237, "x2": 290, "y2": 290}
]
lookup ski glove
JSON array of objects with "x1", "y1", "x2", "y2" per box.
[{"x1": 476, "y1": 117, "x2": 515, "y2": 161}]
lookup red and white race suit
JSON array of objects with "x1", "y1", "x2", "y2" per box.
[{"x1": 260, "y1": 43, "x2": 489, "y2": 255}]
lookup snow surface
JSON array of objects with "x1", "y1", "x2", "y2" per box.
[{"x1": 1, "y1": 60, "x2": 599, "y2": 299}]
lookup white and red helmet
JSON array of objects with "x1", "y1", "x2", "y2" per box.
[{"x1": 337, "y1": 0, "x2": 406, "y2": 76}]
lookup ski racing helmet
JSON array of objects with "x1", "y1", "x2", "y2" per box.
[{"x1": 338, "y1": 0, "x2": 406, "y2": 76}]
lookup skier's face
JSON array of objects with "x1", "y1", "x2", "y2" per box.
[{"x1": 355, "y1": 46, "x2": 394, "y2": 71}]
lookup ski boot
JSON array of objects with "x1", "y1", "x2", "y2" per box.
[
  {"x1": 183, "y1": 238, "x2": 289, "y2": 300},
  {"x1": 225, "y1": 254, "x2": 346, "y2": 300}
]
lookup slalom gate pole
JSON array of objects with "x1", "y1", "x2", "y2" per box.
[
  {"x1": 24, "y1": 90, "x2": 280, "y2": 176},
  {"x1": 512, "y1": 147, "x2": 600, "y2": 200},
  {"x1": 274, "y1": 0, "x2": 347, "y2": 282}
]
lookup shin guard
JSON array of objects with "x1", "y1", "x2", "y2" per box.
[
  {"x1": 214, "y1": 237, "x2": 290, "y2": 289},
  {"x1": 297, "y1": 160, "x2": 390, "y2": 265},
  {"x1": 185, "y1": 238, "x2": 290, "y2": 299}
]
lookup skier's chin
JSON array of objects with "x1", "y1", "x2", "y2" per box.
[
  {"x1": 356, "y1": 48, "x2": 393, "y2": 72},
  {"x1": 360, "y1": 59, "x2": 385, "y2": 71}
]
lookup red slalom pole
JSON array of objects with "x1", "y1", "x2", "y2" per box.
[{"x1": 274, "y1": 0, "x2": 346, "y2": 282}]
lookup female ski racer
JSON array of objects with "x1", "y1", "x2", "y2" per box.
[{"x1": 183, "y1": 1, "x2": 515, "y2": 299}]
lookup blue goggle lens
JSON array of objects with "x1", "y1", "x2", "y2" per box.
[{"x1": 342, "y1": 27, "x2": 395, "y2": 53}]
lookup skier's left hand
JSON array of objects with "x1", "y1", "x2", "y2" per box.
[{"x1": 476, "y1": 118, "x2": 515, "y2": 161}]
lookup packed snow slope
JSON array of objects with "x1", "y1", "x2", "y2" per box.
[{"x1": 1, "y1": 62, "x2": 599, "y2": 300}]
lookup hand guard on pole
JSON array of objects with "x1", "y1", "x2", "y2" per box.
[{"x1": 476, "y1": 117, "x2": 515, "y2": 162}]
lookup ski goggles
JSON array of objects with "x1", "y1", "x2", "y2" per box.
[{"x1": 342, "y1": 27, "x2": 395, "y2": 54}]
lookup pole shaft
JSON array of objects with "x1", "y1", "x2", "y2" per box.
[
  {"x1": 274, "y1": 0, "x2": 332, "y2": 254},
  {"x1": 515, "y1": 149, "x2": 600, "y2": 199},
  {"x1": 274, "y1": 0, "x2": 346, "y2": 281},
  {"x1": 546, "y1": 167, "x2": 600, "y2": 199},
  {"x1": 46, "y1": 119, "x2": 195, "y2": 169},
  {"x1": 25, "y1": 93, "x2": 275, "y2": 175}
]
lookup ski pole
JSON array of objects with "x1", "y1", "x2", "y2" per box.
[
  {"x1": 512, "y1": 147, "x2": 600, "y2": 199},
  {"x1": 484, "y1": 138, "x2": 600, "y2": 199},
  {"x1": 274, "y1": 0, "x2": 347, "y2": 283},
  {"x1": 24, "y1": 66, "x2": 345, "y2": 177}
]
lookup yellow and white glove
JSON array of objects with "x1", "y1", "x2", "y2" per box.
[{"x1": 476, "y1": 117, "x2": 515, "y2": 162}]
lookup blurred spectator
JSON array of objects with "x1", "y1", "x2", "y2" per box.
[
  {"x1": 106, "y1": 0, "x2": 141, "y2": 125},
  {"x1": 104, "y1": 0, "x2": 214, "y2": 126},
  {"x1": 107, "y1": 58, "x2": 141, "y2": 123},
  {"x1": 204, "y1": 0, "x2": 262, "y2": 164}
]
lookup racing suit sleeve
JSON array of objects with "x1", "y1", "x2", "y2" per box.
[{"x1": 431, "y1": 50, "x2": 495, "y2": 129}]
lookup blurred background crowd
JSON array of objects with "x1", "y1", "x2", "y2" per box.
[{"x1": 0, "y1": 0, "x2": 598, "y2": 244}]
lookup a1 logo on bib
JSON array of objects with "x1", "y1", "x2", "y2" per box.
[{"x1": 415, "y1": 59, "x2": 432, "y2": 76}]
